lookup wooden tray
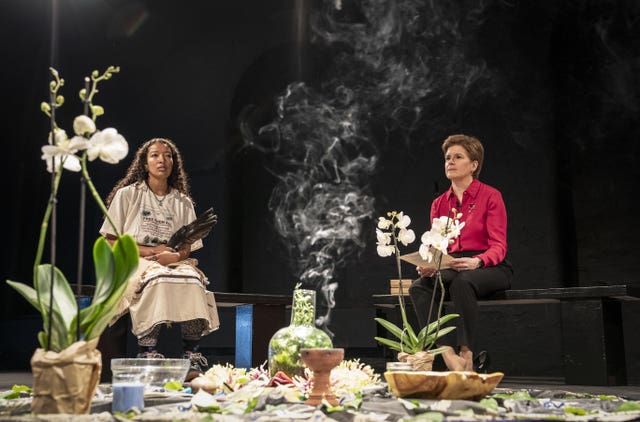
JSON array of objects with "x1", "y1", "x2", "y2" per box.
[{"x1": 384, "y1": 370, "x2": 504, "y2": 401}]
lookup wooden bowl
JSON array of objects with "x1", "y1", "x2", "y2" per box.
[{"x1": 384, "y1": 370, "x2": 504, "y2": 401}]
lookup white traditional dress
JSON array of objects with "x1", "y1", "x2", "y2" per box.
[{"x1": 100, "y1": 182, "x2": 219, "y2": 338}]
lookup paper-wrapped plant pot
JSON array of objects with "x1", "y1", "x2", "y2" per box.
[
  {"x1": 31, "y1": 338, "x2": 102, "y2": 414},
  {"x1": 384, "y1": 370, "x2": 504, "y2": 401}
]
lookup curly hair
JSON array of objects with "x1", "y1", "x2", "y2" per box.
[
  {"x1": 106, "y1": 138, "x2": 192, "y2": 206},
  {"x1": 442, "y1": 134, "x2": 484, "y2": 179}
]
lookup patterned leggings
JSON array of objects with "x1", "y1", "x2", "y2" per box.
[{"x1": 137, "y1": 319, "x2": 208, "y2": 347}]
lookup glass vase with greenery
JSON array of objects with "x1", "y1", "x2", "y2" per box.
[{"x1": 268, "y1": 284, "x2": 333, "y2": 378}]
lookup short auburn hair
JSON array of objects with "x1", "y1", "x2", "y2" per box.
[{"x1": 442, "y1": 134, "x2": 484, "y2": 178}]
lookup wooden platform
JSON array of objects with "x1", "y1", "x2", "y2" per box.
[{"x1": 372, "y1": 284, "x2": 640, "y2": 386}]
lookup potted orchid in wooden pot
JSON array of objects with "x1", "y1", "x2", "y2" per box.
[
  {"x1": 5, "y1": 67, "x2": 138, "y2": 414},
  {"x1": 374, "y1": 210, "x2": 464, "y2": 371}
]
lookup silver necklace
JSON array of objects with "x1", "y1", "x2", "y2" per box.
[{"x1": 151, "y1": 190, "x2": 167, "y2": 206}]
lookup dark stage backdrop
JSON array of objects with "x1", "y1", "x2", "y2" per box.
[{"x1": 1, "y1": 0, "x2": 639, "y2": 374}]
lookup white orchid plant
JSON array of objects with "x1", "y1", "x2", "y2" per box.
[
  {"x1": 6, "y1": 67, "x2": 139, "y2": 352},
  {"x1": 374, "y1": 209, "x2": 463, "y2": 355}
]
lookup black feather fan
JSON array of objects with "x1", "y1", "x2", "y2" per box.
[{"x1": 167, "y1": 207, "x2": 218, "y2": 249}]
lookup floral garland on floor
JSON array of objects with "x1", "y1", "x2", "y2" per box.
[{"x1": 190, "y1": 359, "x2": 380, "y2": 413}]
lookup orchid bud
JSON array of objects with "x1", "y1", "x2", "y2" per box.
[
  {"x1": 49, "y1": 67, "x2": 59, "y2": 78},
  {"x1": 91, "y1": 70, "x2": 99, "y2": 78},
  {"x1": 456, "y1": 213, "x2": 463, "y2": 219},
  {"x1": 49, "y1": 81, "x2": 56, "y2": 91},
  {"x1": 92, "y1": 105, "x2": 104, "y2": 117},
  {"x1": 79, "y1": 88, "x2": 87, "y2": 101},
  {"x1": 40, "y1": 102, "x2": 51, "y2": 114},
  {"x1": 49, "y1": 128, "x2": 67, "y2": 146},
  {"x1": 73, "y1": 115, "x2": 96, "y2": 136},
  {"x1": 451, "y1": 208, "x2": 457, "y2": 214},
  {"x1": 55, "y1": 95, "x2": 64, "y2": 106}
]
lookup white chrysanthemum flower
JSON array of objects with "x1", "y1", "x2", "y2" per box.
[
  {"x1": 201, "y1": 363, "x2": 249, "y2": 394},
  {"x1": 397, "y1": 228, "x2": 415, "y2": 246},
  {"x1": 72, "y1": 115, "x2": 96, "y2": 136},
  {"x1": 87, "y1": 128, "x2": 128, "y2": 164},
  {"x1": 329, "y1": 359, "x2": 380, "y2": 397}
]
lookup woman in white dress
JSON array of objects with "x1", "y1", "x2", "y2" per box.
[{"x1": 101, "y1": 138, "x2": 219, "y2": 380}]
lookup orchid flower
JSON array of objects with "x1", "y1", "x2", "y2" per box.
[
  {"x1": 72, "y1": 115, "x2": 96, "y2": 136},
  {"x1": 375, "y1": 211, "x2": 416, "y2": 257},
  {"x1": 87, "y1": 128, "x2": 128, "y2": 164},
  {"x1": 418, "y1": 209, "x2": 465, "y2": 260},
  {"x1": 41, "y1": 130, "x2": 89, "y2": 173}
]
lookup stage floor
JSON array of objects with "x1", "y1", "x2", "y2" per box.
[
  {"x1": 2, "y1": 371, "x2": 639, "y2": 399},
  {"x1": 2, "y1": 371, "x2": 640, "y2": 421}
]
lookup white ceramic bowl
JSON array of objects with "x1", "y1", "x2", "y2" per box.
[{"x1": 111, "y1": 358, "x2": 190, "y2": 386}]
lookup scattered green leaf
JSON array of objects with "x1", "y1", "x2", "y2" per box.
[
  {"x1": 163, "y1": 381, "x2": 183, "y2": 391},
  {"x1": 616, "y1": 401, "x2": 640, "y2": 412},
  {"x1": 491, "y1": 391, "x2": 534, "y2": 401},
  {"x1": 564, "y1": 407, "x2": 588, "y2": 416},
  {"x1": 479, "y1": 397, "x2": 499, "y2": 412}
]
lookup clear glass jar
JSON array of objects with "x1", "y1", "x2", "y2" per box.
[{"x1": 268, "y1": 288, "x2": 333, "y2": 377}]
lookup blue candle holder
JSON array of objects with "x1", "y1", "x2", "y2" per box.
[{"x1": 112, "y1": 382, "x2": 144, "y2": 413}]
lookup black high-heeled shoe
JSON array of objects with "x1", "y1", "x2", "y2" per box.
[{"x1": 473, "y1": 350, "x2": 490, "y2": 373}]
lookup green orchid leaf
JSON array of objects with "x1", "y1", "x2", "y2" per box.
[
  {"x1": 37, "y1": 331, "x2": 52, "y2": 351},
  {"x1": 374, "y1": 336, "x2": 418, "y2": 354},
  {"x1": 398, "y1": 303, "x2": 419, "y2": 346},
  {"x1": 5, "y1": 280, "x2": 66, "y2": 349},
  {"x1": 424, "y1": 326, "x2": 456, "y2": 346},
  {"x1": 23, "y1": 265, "x2": 78, "y2": 351},
  {"x1": 374, "y1": 318, "x2": 409, "y2": 343},
  {"x1": 92, "y1": 237, "x2": 116, "y2": 303},
  {"x1": 424, "y1": 346, "x2": 449, "y2": 356},
  {"x1": 6, "y1": 280, "x2": 39, "y2": 310},
  {"x1": 111, "y1": 235, "x2": 139, "y2": 287},
  {"x1": 82, "y1": 236, "x2": 138, "y2": 340},
  {"x1": 424, "y1": 313, "x2": 459, "y2": 335},
  {"x1": 35, "y1": 265, "x2": 77, "y2": 327},
  {"x1": 419, "y1": 313, "x2": 459, "y2": 349},
  {"x1": 82, "y1": 280, "x2": 129, "y2": 340}
]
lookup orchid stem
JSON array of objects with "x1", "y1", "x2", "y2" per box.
[
  {"x1": 80, "y1": 153, "x2": 121, "y2": 237},
  {"x1": 33, "y1": 170, "x2": 63, "y2": 274}
]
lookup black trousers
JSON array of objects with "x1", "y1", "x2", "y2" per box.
[{"x1": 408, "y1": 251, "x2": 513, "y2": 350}]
